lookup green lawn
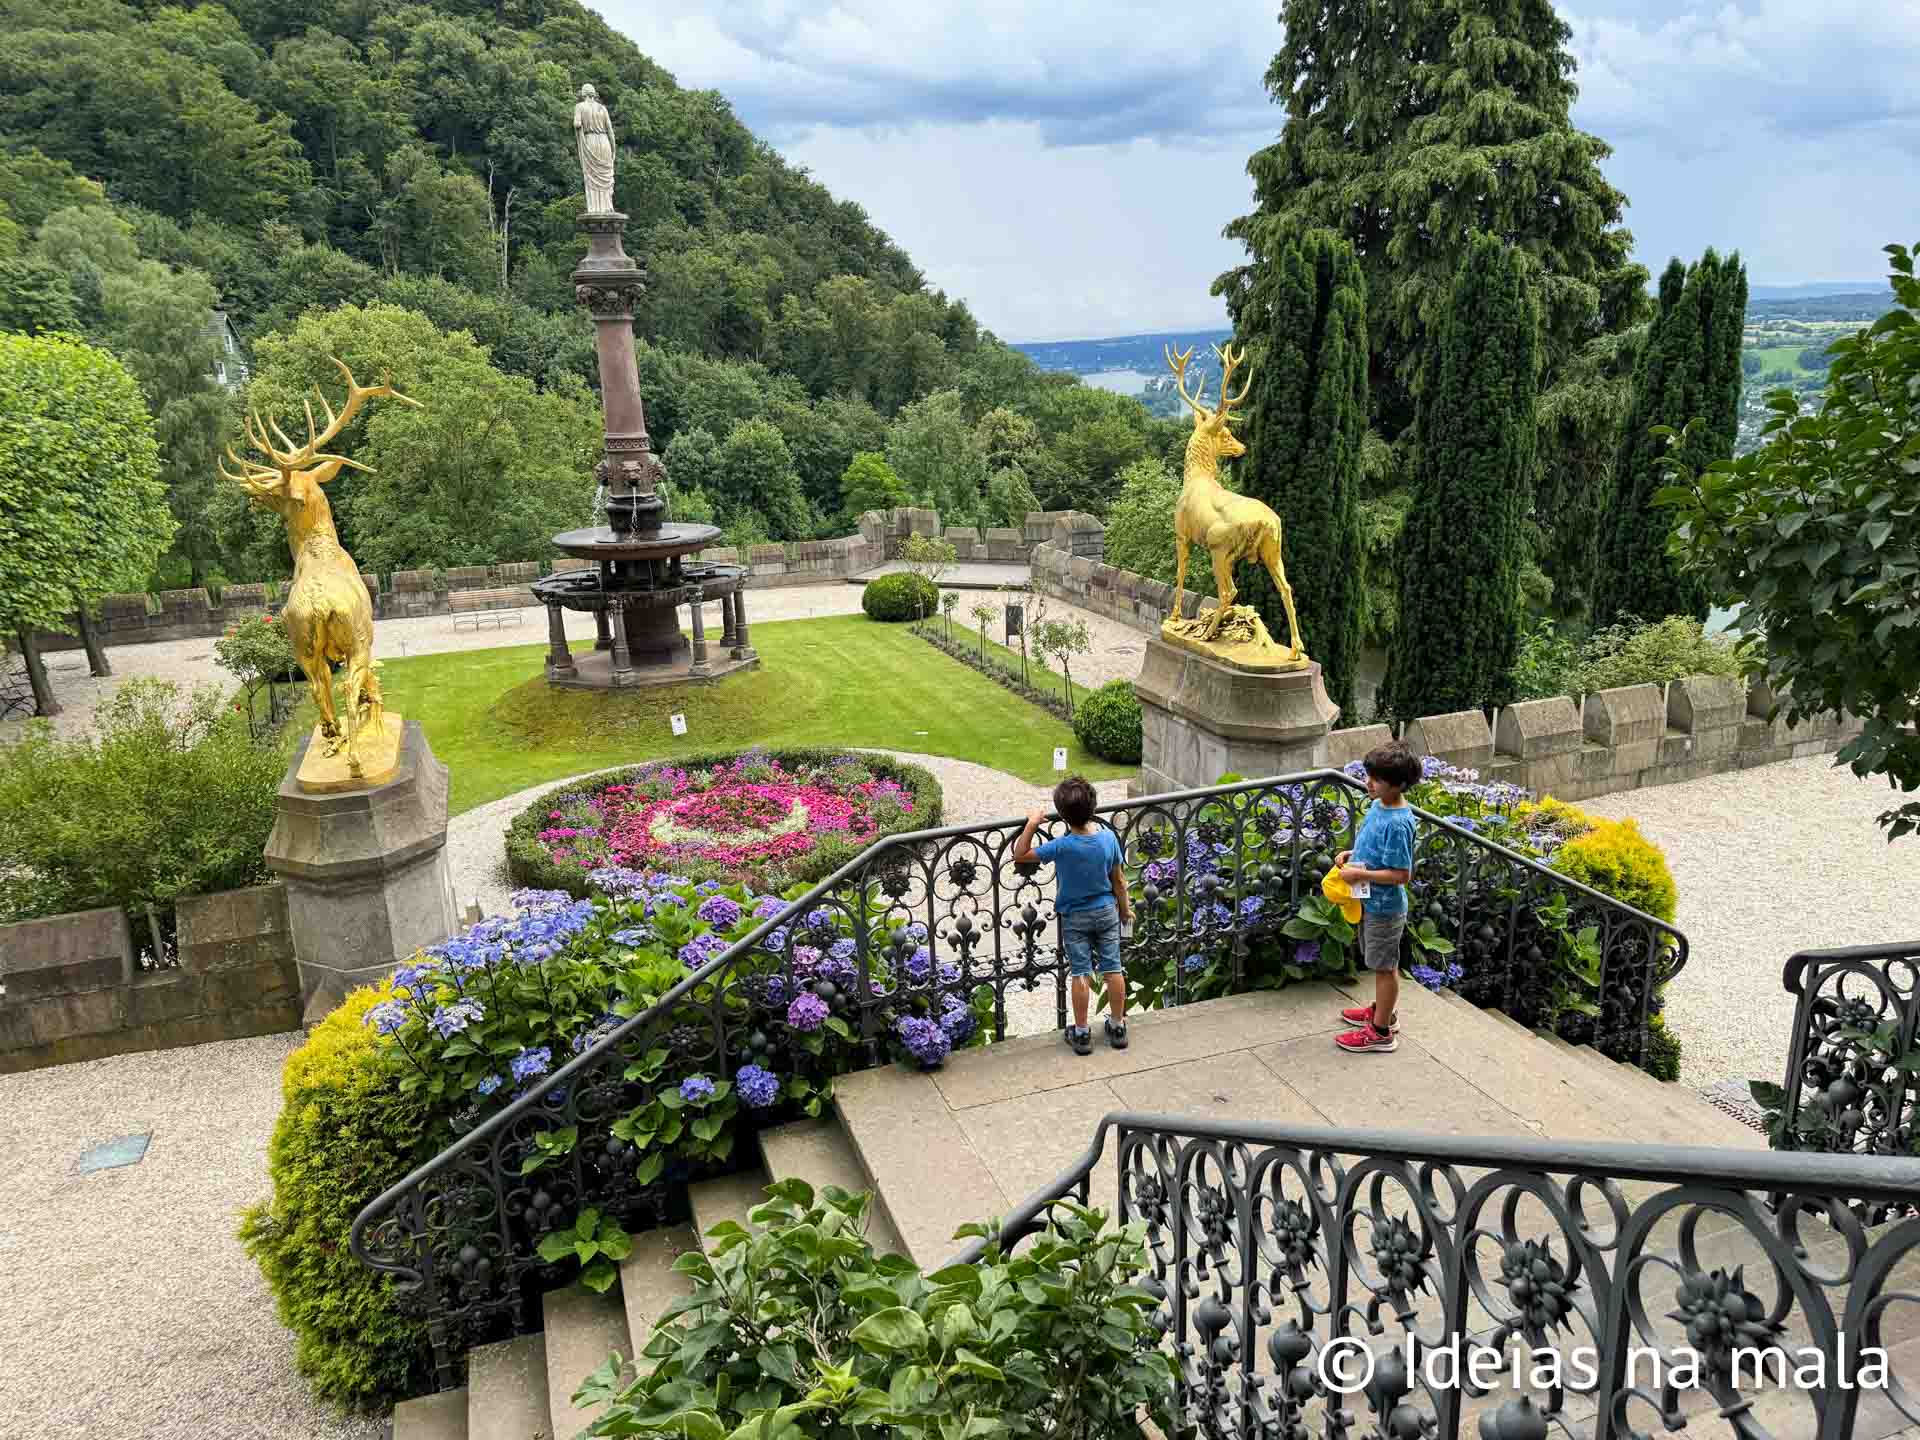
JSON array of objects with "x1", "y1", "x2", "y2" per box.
[{"x1": 323, "y1": 615, "x2": 1133, "y2": 815}]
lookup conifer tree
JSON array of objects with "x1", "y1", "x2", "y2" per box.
[
  {"x1": 1382, "y1": 235, "x2": 1538, "y2": 720},
  {"x1": 1594, "y1": 249, "x2": 1748, "y2": 624},
  {"x1": 1228, "y1": 228, "x2": 1368, "y2": 717}
]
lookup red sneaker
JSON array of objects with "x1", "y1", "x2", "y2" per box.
[
  {"x1": 1337, "y1": 1004, "x2": 1399, "y2": 1034},
  {"x1": 1335, "y1": 1021, "x2": 1399, "y2": 1055}
]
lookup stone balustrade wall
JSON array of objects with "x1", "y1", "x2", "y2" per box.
[
  {"x1": 1029, "y1": 538, "x2": 1866, "y2": 804},
  {"x1": 0, "y1": 883, "x2": 300, "y2": 1073},
  {"x1": 27, "y1": 508, "x2": 1101, "y2": 654}
]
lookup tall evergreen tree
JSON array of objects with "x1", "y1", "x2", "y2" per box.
[
  {"x1": 1217, "y1": 0, "x2": 1649, "y2": 625},
  {"x1": 1228, "y1": 228, "x2": 1369, "y2": 717},
  {"x1": 1593, "y1": 249, "x2": 1748, "y2": 624},
  {"x1": 1382, "y1": 235, "x2": 1538, "y2": 720}
]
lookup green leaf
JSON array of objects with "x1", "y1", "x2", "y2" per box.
[
  {"x1": 1864, "y1": 520, "x2": 1893, "y2": 550},
  {"x1": 850, "y1": 1306, "x2": 930, "y2": 1353},
  {"x1": 536, "y1": 1231, "x2": 576, "y2": 1264},
  {"x1": 581, "y1": 1260, "x2": 618, "y2": 1294},
  {"x1": 952, "y1": 1348, "x2": 1005, "y2": 1381}
]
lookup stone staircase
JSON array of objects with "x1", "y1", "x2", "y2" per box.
[{"x1": 394, "y1": 981, "x2": 1918, "y2": 1439}]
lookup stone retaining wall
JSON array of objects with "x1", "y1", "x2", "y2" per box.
[
  {"x1": 1030, "y1": 539, "x2": 1866, "y2": 804},
  {"x1": 0, "y1": 884, "x2": 300, "y2": 1073},
  {"x1": 27, "y1": 508, "x2": 1100, "y2": 654}
]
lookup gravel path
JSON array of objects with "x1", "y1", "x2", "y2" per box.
[
  {"x1": 0, "y1": 1032, "x2": 383, "y2": 1440},
  {"x1": 1580, "y1": 754, "x2": 1919, "y2": 1090}
]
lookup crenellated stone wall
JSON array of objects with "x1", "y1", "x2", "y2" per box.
[{"x1": 0, "y1": 884, "x2": 301, "y2": 1073}]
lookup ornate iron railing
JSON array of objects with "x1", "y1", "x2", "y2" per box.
[
  {"x1": 1772, "y1": 943, "x2": 1920, "y2": 1167},
  {"x1": 953, "y1": 1112, "x2": 1920, "y2": 1440},
  {"x1": 351, "y1": 770, "x2": 1687, "y2": 1384}
]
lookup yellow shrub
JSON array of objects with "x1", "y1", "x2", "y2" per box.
[{"x1": 1549, "y1": 816, "x2": 1678, "y2": 923}]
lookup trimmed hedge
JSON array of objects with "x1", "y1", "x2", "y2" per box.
[
  {"x1": 1073, "y1": 680, "x2": 1143, "y2": 763},
  {"x1": 505, "y1": 747, "x2": 943, "y2": 897},
  {"x1": 861, "y1": 571, "x2": 940, "y2": 621}
]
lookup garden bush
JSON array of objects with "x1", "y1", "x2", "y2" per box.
[
  {"x1": 505, "y1": 747, "x2": 942, "y2": 897},
  {"x1": 1548, "y1": 816, "x2": 1677, "y2": 923},
  {"x1": 1510, "y1": 613, "x2": 1749, "y2": 701},
  {"x1": 1073, "y1": 679, "x2": 1143, "y2": 763},
  {"x1": 238, "y1": 985, "x2": 434, "y2": 1411},
  {"x1": 0, "y1": 678, "x2": 284, "y2": 922},
  {"x1": 574, "y1": 1182, "x2": 1175, "y2": 1440},
  {"x1": 213, "y1": 611, "x2": 298, "y2": 692},
  {"x1": 861, "y1": 570, "x2": 940, "y2": 621}
]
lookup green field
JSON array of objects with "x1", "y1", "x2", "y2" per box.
[{"x1": 302, "y1": 615, "x2": 1133, "y2": 815}]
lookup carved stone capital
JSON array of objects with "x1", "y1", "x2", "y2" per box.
[{"x1": 575, "y1": 283, "x2": 634, "y2": 317}]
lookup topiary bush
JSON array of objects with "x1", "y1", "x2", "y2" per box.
[
  {"x1": 505, "y1": 747, "x2": 942, "y2": 897},
  {"x1": 1073, "y1": 679, "x2": 1143, "y2": 763},
  {"x1": 861, "y1": 570, "x2": 940, "y2": 621},
  {"x1": 1548, "y1": 815, "x2": 1677, "y2": 923},
  {"x1": 238, "y1": 984, "x2": 435, "y2": 1411}
]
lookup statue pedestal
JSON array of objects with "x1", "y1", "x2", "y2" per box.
[
  {"x1": 263, "y1": 720, "x2": 457, "y2": 1025},
  {"x1": 1133, "y1": 636, "x2": 1340, "y2": 796}
]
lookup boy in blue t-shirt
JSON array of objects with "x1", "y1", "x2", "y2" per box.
[
  {"x1": 1333, "y1": 740, "x2": 1422, "y2": 1055},
  {"x1": 1013, "y1": 775, "x2": 1132, "y2": 1056}
]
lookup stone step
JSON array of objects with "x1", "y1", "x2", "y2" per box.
[
  {"x1": 466, "y1": 1332, "x2": 548, "y2": 1440},
  {"x1": 690, "y1": 1165, "x2": 771, "y2": 1251},
  {"x1": 541, "y1": 1285, "x2": 631, "y2": 1440},
  {"x1": 1532, "y1": 1028, "x2": 1765, "y2": 1151},
  {"x1": 393, "y1": 1389, "x2": 468, "y2": 1440},
  {"x1": 759, "y1": 1117, "x2": 907, "y2": 1256},
  {"x1": 618, "y1": 1225, "x2": 697, "y2": 1373},
  {"x1": 1478, "y1": 1004, "x2": 1539, "y2": 1040}
]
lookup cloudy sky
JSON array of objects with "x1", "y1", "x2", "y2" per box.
[{"x1": 598, "y1": 1, "x2": 1920, "y2": 342}]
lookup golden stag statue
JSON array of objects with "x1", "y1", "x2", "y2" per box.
[
  {"x1": 1164, "y1": 342, "x2": 1306, "y2": 669},
  {"x1": 220, "y1": 358, "x2": 422, "y2": 786}
]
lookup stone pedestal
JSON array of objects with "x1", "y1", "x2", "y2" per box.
[
  {"x1": 263, "y1": 720, "x2": 456, "y2": 1025},
  {"x1": 1133, "y1": 636, "x2": 1340, "y2": 796}
]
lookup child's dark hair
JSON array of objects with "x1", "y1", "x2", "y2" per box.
[
  {"x1": 1053, "y1": 774, "x2": 1097, "y2": 826},
  {"x1": 1363, "y1": 739, "x2": 1422, "y2": 791}
]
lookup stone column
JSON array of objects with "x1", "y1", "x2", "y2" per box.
[
  {"x1": 75, "y1": 609, "x2": 111, "y2": 678},
  {"x1": 688, "y1": 593, "x2": 712, "y2": 678},
  {"x1": 718, "y1": 591, "x2": 738, "y2": 650},
  {"x1": 607, "y1": 603, "x2": 634, "y2": 682},
  {"x1": 593, "y1": 608, "x2": 612, "y2": 651},
  {"x1": 545, "y1": 602, "x2": 576, "y2": 680},
  {"x1": 731, "y1": 589, "x2": 755, "y2": 660},
  {"x1": 263, "y1": 722, "x2": 456, "y2": 1025}
]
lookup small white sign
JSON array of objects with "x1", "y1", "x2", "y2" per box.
[
  {"x1": 1349, "y1": 880, "x2": 1371, "y2": 899},
  {"x1": 1052, "y1": 746, "x2": 1068, "y2": 771},
  {"x1": 669, "y1": 712, "x2": 687, "y2": 737}
]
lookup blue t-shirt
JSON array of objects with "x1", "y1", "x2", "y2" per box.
[
  {"x1": 1351, "y1": 803, "x2": 1417, "y2": 915},
  {"x1": 1036, "y1": 828, "x2": 1123, "y2": 916}
]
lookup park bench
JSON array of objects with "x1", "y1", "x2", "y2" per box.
[{"x1": 448, "y1": 588, "x2": 529, "y2": 631}]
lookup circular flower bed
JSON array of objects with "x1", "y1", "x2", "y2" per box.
[{"x1": 506, "y1": 747, "x2": 943, "y2": 896}]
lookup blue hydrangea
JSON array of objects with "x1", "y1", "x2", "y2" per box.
[
  {"x1": 697, "y1": 894, "x2": 743, "y2": 929},
  {"x1": 429, "y1": 998, "x2": 484, "y2": 1038},
  {"x1": 896, "y1": 1015, "x2": 951, "y2": 1068},
  {"x1": 364, "y1": 1000, "x2": 409, "y2": 1034},
  {"x1": 759, "y1": 926, "x2": 790, "y2": 955},
  {"x1": 1189, "y1": 900, "x2": 1233, "y2": 933},
  {"x1": 392, "y1": 961, "x2": 437, "y2": 995},
  {"x1": 805, "y1": 908, "x2": 835, "y2": 932},
  {"x1": 1294, "y1": 940, "x2": 1322, "y2": 969},
  {"x1": 787, "y1": 993, "x2": 830, "y2": 1032},
  {"x1": 510, "y1": 1046, "x2": 552, "y2": 1083},
  {"x1": 1238, "y1": 896, "x2": 1265, "y2": 922},
  {"x1": 570, "y1": 1013, "x2": 622, "y2": 1054},
  {"x1": 611, "y1": 927, "x2": 650, "y2": 947},
  {"x1": 588, "y1": 867, "x2": 649, "y2": 899},
  {"x1": 939, "y1": 996, "x2": 976, "y2": 1046},
  {"x1": 901, "y1": 922, "x2": 928, "y2": 943},
  {"x1": 1411, "y1": 960, "x2": 1465, "y2": 991},
  {"x1": 1182, "y1": 953, "x2": 1209, "y2": 973},
  {"x1": 735, "y1": 1064, "x2": 780, "y2": 1109},
  {"x1": 652, "y1": 873, "x2": 693, "y2": 890},
  {"x1": 679, "y1": 1075, "x2": 716, "y2": 1103},
  {"x1": 753, "y1": 896, "x2": 790, "y2": 919},
  {"x1": 694, "y1": 880, "x2": 724, "y2": 896},
  {"x1": 679, "y1": 933, "x2": 730, "y2": 970},
  {"x1": 829, "y1": 938, "x2": 858, "y2": 963},
  {"x1": 510, "y1": 887, "x2": 574, "y2": 913}
]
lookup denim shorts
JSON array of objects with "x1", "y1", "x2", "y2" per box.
[{"x1": 1062, "y1": 904, "x2": 1123, "y2": 978}]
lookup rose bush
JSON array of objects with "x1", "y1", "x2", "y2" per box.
[{"x1": 505, "y1": 748, "x2": 941, "y2": 896}]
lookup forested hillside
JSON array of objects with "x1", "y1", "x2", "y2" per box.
[{"x1": 0, "y1": 0, "x2": 1180, "y2": 586}]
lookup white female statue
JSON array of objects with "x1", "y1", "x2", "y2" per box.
[{"x1": 574, "y1": 82, "x2": 616, "y2": 213}]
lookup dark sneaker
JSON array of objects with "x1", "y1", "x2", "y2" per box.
[
  {"x1": 1104, "y1": 1017, "x2": 1129, "y2": 1050},
  {"x1": 1334, "y1": 1021, "x2": 1398, "y2": 1055},
  {"x1": 1065, "y1": 1025, "x2": 1092, "y2": 1056},
  {"x1": 1337, "y1": 1004, "x2": 1399, "y2": 1034}
]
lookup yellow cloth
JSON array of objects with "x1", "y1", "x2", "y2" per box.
[{"x1": 1321, "y1": 867, "x2": 1362, "y2": 925}]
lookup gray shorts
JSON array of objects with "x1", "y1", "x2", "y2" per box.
[{"x1": 1360, "y1": 911, "x2": 1406, "y2": 972}]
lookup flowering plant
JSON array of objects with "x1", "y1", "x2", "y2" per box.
[{"x1": 507, "y1": 747, "x2": 941, "y2": 896}]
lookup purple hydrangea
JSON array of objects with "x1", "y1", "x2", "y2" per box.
[
  {"x1": 570, "y1": 1013, "x2": 622, "y2": 1054},
  {"x1": 611, "y1": 927, "x2": 650, "y2": 947},
  {"x1": 392, "y1": 961, "x2": 437, "y2": 995},
  {"x1": 694, "y1": 881, "x2": 723, "y2": 896},
  {"x1": 1189, "y1": 901, "x2": 1233, "y2": 933},
  {"x1": 786, "y1": 993, "x2": 830, "y2": 1032},
  {"x1": 364, "y1": 1000, "x2": 409, "y2": 1035},
  {"x1": 429, "y1": 998, "x2": 484, "y2": 1038},
  {"x1": 476, "y1": 1074, "x2": 503, "y2": 1096},
  {"x1": 805, "y1": 908, "x2": 835, "y2": 932},
  {"x1": 696, "y1": 894, "x2": 743, "y2": 929},
  {"x1": 510, "y1": 887, "x2": 574, "y2": 913},
  {"x1": 896, "y1": 1015, "x2": 951, "y2": 1068},
  {"x1": 1238, "y1": 896, "x2": 1265, "y2": 922},
  {"x1": 735, "y1": 1064, "x2": 780, "y2": 1109},
  {"x1": 753, "y1": 896, "x2": 790, "y2": 919},
  {"x1": 587, "y1": 867, "x2": 650, "y2": 899},
  {"x1": 1411, "y1": 960, "x2": 1465, "y2": 991},
  {"x1": 791, "y1": 944, "x2": 822, "y2": 974},
  {"x1": 939, "y1": 997, "x2": 976, "y2": 1046},
  {"x1": 1293, "y1": 940, "x2": 1323, "y2": 969},
  {"x1": 829, "y1": 938, "x2": 858, "y2": 963},
  {"x1": 679, "y1": 1075, "x2": 716, "y2": 1103},
  {"x1": 679, "y1": 934, "x2": 730, "y2": 970},
  {"x1": 1143, "y1": 858, "x2": 1179, "y2": 890},
  {"x1": 510, "y1": 1046, "x2": 552, "y2": 1083}
]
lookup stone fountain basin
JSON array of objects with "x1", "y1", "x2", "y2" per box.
[{"x1": 550, "y1": 522, "x2": 720, "y2": 562}]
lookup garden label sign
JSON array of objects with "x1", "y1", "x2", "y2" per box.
[
  {"x1": 1053, "y1": 746, "x2": 1068, "y2": 771},
  {"x1": 670, "y1": 713, "x2": 687, "y2": 736}
]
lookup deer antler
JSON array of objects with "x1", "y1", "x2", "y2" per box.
[
  {"x1": 1214, "y1": 343, "x2": 1251, "y2": 417},
  {"x1": 1164, "y1": 344, "x2": 1209, "y2": 416},
  {"x1": 218, "y1": 442, "x2": 287, "y2": 499}
]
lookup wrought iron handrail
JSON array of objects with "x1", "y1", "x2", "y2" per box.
[
  {"x1": 951, "y1": 1111, "x2": 1920, "y2": 1440},
  {"x1": 1776, "y1": 941, "x2": 1920, "y2": 1160},
  {"x1": 350, "y1": 768, "x2": 1689, "y2": 1382}
]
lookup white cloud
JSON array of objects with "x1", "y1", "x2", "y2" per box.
[{"x1": 596, "y1": 0, "x2": 1920, "y2": 335}]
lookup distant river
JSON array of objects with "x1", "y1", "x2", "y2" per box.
[{"x1": 1079, "y1": 369, "x2": 1156, "y2": 396}]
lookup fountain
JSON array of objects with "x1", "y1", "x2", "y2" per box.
[{"x1": 532, "y1": 82, "x2": 759, "y2": 690}]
